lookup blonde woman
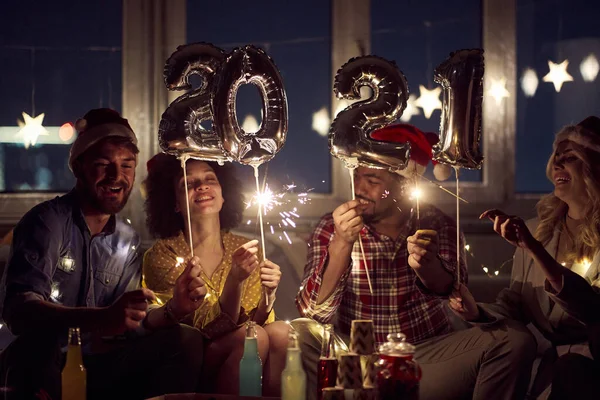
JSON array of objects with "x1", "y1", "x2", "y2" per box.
[
  {"x1": 450, "y1": 116, "x2": 600, "y2": 399},
  {"x1": 142, "y1": 153, "x2": 289, "y2": 396}
]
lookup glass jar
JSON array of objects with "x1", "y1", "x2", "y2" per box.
[{"x1": 374, "y1": 333, "x2": 421, "y2": 399}]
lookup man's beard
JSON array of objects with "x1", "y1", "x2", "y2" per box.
[{"x1": 79, "y1": 178, "x2": 132, "y2": 215}]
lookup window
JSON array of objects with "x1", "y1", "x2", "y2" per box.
[
  {"x1": 186, "y1": 0, "x2": 332, "y2": 194},
  {"x1": 371, "y1": 0, "x2": 483, "y2": 182},
  {"x1": 516, "y1": 0, "x2": 600, "y2": 193},
  {"x1": 0, "y1": 0, "x2": 122, "y2": 192}
]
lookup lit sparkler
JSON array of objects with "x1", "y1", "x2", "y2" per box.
[{"x1": 245, "y1": 183, "x2": 313, "y2": 245}]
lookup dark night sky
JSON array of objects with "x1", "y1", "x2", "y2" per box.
[{"x1": 0, "y1": 0, "x2": 599, "y2": 193}]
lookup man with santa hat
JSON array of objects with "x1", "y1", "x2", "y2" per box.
[{"x1": 294, "y1": 123, "x2": 537, "y2": 400}]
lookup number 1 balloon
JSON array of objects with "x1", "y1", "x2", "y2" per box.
[{"x1": 432, "y1": 49, "x2": 485, "y2": 169}]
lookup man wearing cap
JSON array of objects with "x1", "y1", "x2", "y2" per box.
[
  {"x1": 294, "y1": 123, "x2": 537, "y2": 400},
  {"x1": 0, "y1": 109, "x2": 205, "y2": 399}
]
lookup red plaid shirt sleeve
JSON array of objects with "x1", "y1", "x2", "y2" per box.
[{"x1": 295, "y1": 214, "x2": 352, "y2": 323}]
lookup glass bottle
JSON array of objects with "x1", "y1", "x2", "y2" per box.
[
  {"x1": 239, "y1": 321, "x2": 263, "y2": 396},
  {"x1": 317, "y1": 324, "x2": 338, "y2": 400},
  {"x1": 281, "y1": 330, "x2": 307, "y2": 400},
  {"x1": 61, "y1": 327, "x2": 86, "y2": 400}
]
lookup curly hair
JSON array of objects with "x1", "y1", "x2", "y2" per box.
[
  {"x1": 144, "y1": 153, "x2": 245, "y2": 239},
  {"x1": 535, "y1": 125, "x2": 600, "y2": 262}
]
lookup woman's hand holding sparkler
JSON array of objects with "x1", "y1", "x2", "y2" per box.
[{"x1": 260, "y1": 259, "x2": 281, "y2": 304}]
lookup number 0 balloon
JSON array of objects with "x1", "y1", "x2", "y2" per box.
[{"x1": 212, "y1": 45, "x2": 288, "y2": 166}]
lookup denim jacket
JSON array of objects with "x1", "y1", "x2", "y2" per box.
[{"x1": 1, "y1": 190, "x2": 141, "y2": 333}]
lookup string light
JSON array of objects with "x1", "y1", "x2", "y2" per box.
[
  {"x1": 520, "y1": 68, "x2": 539, "y2": 97},
  {"x1": 464, "y1": 242, "x2": 511, "y2": 278},
  {"x1": 242, "y1": 114, "x2": 260, "y2": 133},
  {"x1": 580, "y1": 54, "x2": 599, "y2": 82},
  {"x1": 311, "y1": 107, "x2": 330, "y2": 136}
]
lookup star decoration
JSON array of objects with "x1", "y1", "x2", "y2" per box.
[
  {"x1": 400, "y1": 94, "x2": 421, "y2": 122},
  {"x1": 487, "y1": 78, "x2": 510, "y2": 105},
  {"x1": 414, "y1": 85, "x2": 442, "y2": 119},
  {"x1": 311, "y1": 107, "x2": 330, "y2": 137},
  {"x1": 520, "y1": 68, "x2": 539, "y2": 97},
  {"x1": 241, "y1": 114, "x2": 260, "y2": 133},
  {"x1": 16, "y1": 112, "x2": 49, "y2": 148},
  {"x1": 542, "y1": 60, "x2": 573, "y2": 92},
  {"x1": 580, "y1": 53, "x2": 599, "y2": 82}
]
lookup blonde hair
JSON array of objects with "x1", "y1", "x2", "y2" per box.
[{"x1": 535, "y1": 125, "x2": 600, "y2": 262}]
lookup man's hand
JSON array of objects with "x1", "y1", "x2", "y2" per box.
[
  {"x1": 407, "y1": 230, "x2": 440, "y2": 270},
  {"x1": 260, "y1": 259, "x2": 282, "y2": 299},
  {"x1": 332, "y1": 199, "x2": 369, "y2": 244},
  {"x1": 448, "y1": 284, "x2": 480, "y2": 321},
  {"x1": 230, "y1": 240, "x2": 260, "y2": 283},
  {"x1": 170, "y1": 256, "x2": 207, "y2": 319},
  {"x1": 101, "y1": 288, "x2": 156, "y2": 335}
]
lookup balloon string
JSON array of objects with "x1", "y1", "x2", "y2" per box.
[
  {"x1": 181, "y1": 156, "x2": 194, "y2": 258},
  {"x1": 349, "y1": 168, "x2": 373, "y2": 295},
  {"x1": 415, "y1": 171, "x2": 420, "y2": 231},
  {"x1": 454, "y1": 166, "x2": 461, "y2": 286},
  {"x1": 253, "y1": 165, "x2": 269, "y2": 307}
]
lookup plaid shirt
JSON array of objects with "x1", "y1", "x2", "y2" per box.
[{"x1": 296, "y1": 203, "x2": 467, "y2": 347}]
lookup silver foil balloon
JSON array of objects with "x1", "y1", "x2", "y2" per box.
[
  {"x1": 432, "y1": 49, "x2": 485, "y2": 169},
  {"x1": 212, "y1": 45, "x2": 288, "y2": 166},
  {"x1": 329, "y1": 56, "x2": 410, "y2": 172},
  {"x1": 159, "y1": 42, "x2": 231, "y2": 162}
]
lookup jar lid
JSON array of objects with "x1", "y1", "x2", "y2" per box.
[{"x1": 378, "y1": 332, "x2": 415, "y2": 355}]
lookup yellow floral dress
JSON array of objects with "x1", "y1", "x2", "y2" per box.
[{"x1": 143, "y1": 231, "x2": 275, "y2": 339}]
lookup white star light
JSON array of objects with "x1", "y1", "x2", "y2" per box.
[
  {"x1": 16, "y1": 112, "x2": 49, "y2": 148},
  {"x1": 311, "y1": 107, "x2": 330, "y2": 137},
  {"x1": 580, "y1": 53, "x2": 599, "y2": 82},
  {"x1": 414, "y1": 85, "x2": 442, "y2": 119},
  {"x1": 542, "y1": 60, "x2": 573, "y2": 92},
  {"x1": 487, "y1": 78, "x2": 510, "y2": 105},
  {"x1": 400, "y1": 94, "x2": 421, "y2": 122},
  {"x1": 520, "y1": 68, "x2": 539, "y2": 97}
]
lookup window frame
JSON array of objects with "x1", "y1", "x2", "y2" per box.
[{"x1": 1, "y1": 0, "x2": 538, "y2": 232}]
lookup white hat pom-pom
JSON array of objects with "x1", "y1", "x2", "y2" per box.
[
  {"x1": 433, "y1": 163, "x2": 452, "y2": 181},
  {"x1": 74, "y1": 118, "x2": 87, "y2": 132}
]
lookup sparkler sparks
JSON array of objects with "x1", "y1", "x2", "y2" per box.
[
  {"x1": 245, "y1": 183, "x2": 313, "y2": 244},
  {"x1": 410, "y1": 188, "x2": 422, "y2": 200}
]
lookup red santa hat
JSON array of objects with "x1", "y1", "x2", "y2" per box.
[{"x1": 370, "y1": 123, "x2": 452, "y2": 181}]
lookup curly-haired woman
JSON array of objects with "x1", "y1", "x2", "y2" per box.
[
  {"x1": 143, "y1": 153, "x2": 289, "y2": 396},
  {"x1": 450, "y1": 116, "x2": 600, "y2": 399}
]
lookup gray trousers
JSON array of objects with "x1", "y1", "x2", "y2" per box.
[{"x1": 291, "y1": 318, "x2": 537, "y2": 400}]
